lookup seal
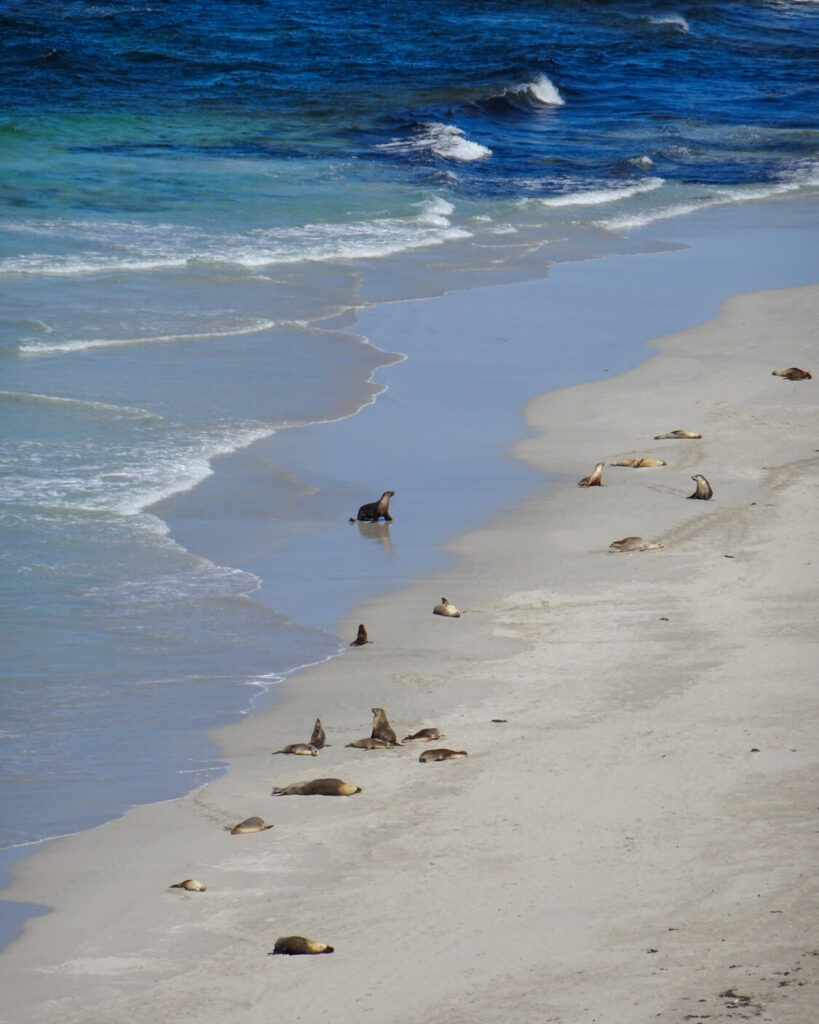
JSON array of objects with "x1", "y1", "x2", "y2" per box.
[
  {"x1": 226, "y1": 816, "x2": 273, "y2": 834},
  {"x1": 577, "y1": 461, "x2": 604, "y2": 487},
  {"x1": 688, "y1": 474, "x2": 713, "y2": 500},
  {"x1": 170, "y1": 878, "x2": 207, "y2": 891},
  {"x1": 610, "y1": 457, "x2": 666, "y2": 468},
  {"x1": 274, "y1": 743, "x2": 318, "y2": 756},
  {"x1": 350, "y1": 623, "x2": 373, "y2": 646},
  {"x1": 654, "y1": 429, "x2": 702, "y2": 439},
  {"x1": 433, "y1": 597, "x2": 461, "y2": 617},
  {"x1": 371, "y1": 706, "x2": 399, "y2": 745},
  {"x1": 273, "y1": 778, "x2": 361, "y2": 796},
  {"x1": 609, "y1": 536, "x2": 664, "y2": 552},
  {"x1": 402, "y1": 727, "x2": 442, "y2": 742},
  {"x1": 346, "y1": 736, "x2": 394, "y2": 749},
  {"x1": 271, "y1": 936, "x2": 334, "y2": 956},
  {"x1": 350, "y1": 490, "x2": 395, "y2": 522},
  {"x1": 310, "y1": 718, "x2": 326, "y2": 750},
  {"x1": 772, "y1": 367, "x2": 812, "y2": 380},
  {"x1": 419, "y1": 748, "x2": 468, "y2": 762}
]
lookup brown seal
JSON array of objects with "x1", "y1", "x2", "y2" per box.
[
  {"x1": 271, "y1": 936, "x2": 334, "y2": 956},
  {"x1": 350, "y1": 623, "x2": 373, "y2": 646},
  {"x1": 433, "y1": 597, "x2": 461, "y2": 617},
  {"x1": 419, "y1": 748, "x2": 468, "y2": 762},
  {"x1": 654, "y1": 429, "x2": 702, "y2": 439},
  {"x1": 371, "y1": 706, "x2": 399, "y2": 745},
  {"x1": 346, "y1": 736, "x2": 395, "y2": 749},
  {"x1": 609, "y1": 536, "x2": 664, "y2": 552},
  {"x1": 310, "y1": 718, "x2": 326, "y2": 750},
  {"x1": 402, "y1": 727, "x2": 442, "y2": 743},
  {"x1": 274, "y1": 743, "x2": 318, "y2": 756},
  {"x1": 273, "y1": 778, "x2": 361, "y2": 796},
  {"x1": 610, "y1": 457, "x2": 666, "y2": 467},
  {"x1": 772, "y1": 367, "x2": 812, "y2": 380},
  {"x1": 226, "y1": 816, "x2": 273, "y2": 834},
  {"x1": 688, "y1": 474, "x2": 713, "y2": 500},
  {"x1": 170, "y1": 878, "x2": 207, "y2": 891},
  {"x1": 577, "y1": 461, "x2": 604, "y2": 486},
  {"x1": 350, "y1": 490, "x2": 395, "y2": 522}
]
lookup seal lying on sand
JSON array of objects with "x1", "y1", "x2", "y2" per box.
[
  {"x1": 271, "y1": 936, "x2": 334, "y2": 956},
  {"x1": 170, "y1": 878, "x2": 207, "y2": 891},
  {"x1": 350, "y1": 623, "x2": 373, "y2": 646},
  {"x1": 310, "y1": 718, "x2": 326, "y2": 749},
  {"x1": 433, "y1": 597, "x2": 461, "y2": 617},
  {"x1": 772, "y1": 367, "x2": 812, "y2": 380},
  {"x1": 402, "y1": 727, "x2": 442, "y2": 742},
  {"x1": 273, "y1": 778, "x2": 361, "y2": 796},
  {"x1": 274, "y1": 743, "x2": 318, "y2": 756},
  {"x1": 346, "y1": 736, "x2": 395, "y2": 749},
  {"x1": 688, "y1": 474, "x2": 713, "y2": 500},
  {"x1": 226, "y1": 816, "x2": 273, "y2": 834},
  {"x1": 419, "y1": 748, "x2": 468, "y2": 762},
  {"x1": 350, "y1": 490, "x2": 395, "y2": 522},
  {"x1": 654, "y1": 429, "x2": 702, "y2": 439},
  {"x1": 609, "y1": 536, "x2": 664, "y2": 552},
  {"x1": 577, "y1": 461, "x2": 604, "y2": 486},
  {"x1": 371, "y1": 706, "x2": 399, "y2": 745},
  {"x1": 610, "y1": 457, "x2": 667, "y2": 467}
]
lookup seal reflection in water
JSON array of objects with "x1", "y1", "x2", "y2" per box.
[
  {"x1": 226, "y1": 816, "x2": 273, "y2": 834},
  {"x1": 772, "y1": 367, "x2": 812, "y2": 380},
  {"x1": 274, "y1": 743, "x2": 318, "y2": 756},
  {"x1": 350, "y1": 490, "x2": 395, "y2": 522},
  {"x1": 371, "y1": 706, "x2": 399, "y2": 745},
  {"x1": 273, "y1": 778, "x2": 361, "y2": 796},
  {"x1": 402, "y1": 727, "x2": 442, "y2": 742},
  {"x1": 688, "y1": 474, "x2": 713, "y2": 500},
  {"x1": 609, "y1": 536, "x2": 664, "y2": 552},
  {"x1": 433, "y1": 597, "x2": 460, "y2": 617},
  {"x1": 170, "y1": 878, "x2": 207, "y2": 891},
  {"x1": 577, "y1": 461, "x2": 604, "y2": 486},
  {"x1": 419, "y1": 748, "x2": 468, "y2": 762},
  {"x1": 350, "y1": 623, "x2": 373, "y2": 646},
  {"x1": 271, "y1": 936, "x2": 334, "y2": 956}
]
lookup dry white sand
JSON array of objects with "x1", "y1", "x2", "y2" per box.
[{"x1": 0, "y1": 284, "x2": 816, "y2": 1024}]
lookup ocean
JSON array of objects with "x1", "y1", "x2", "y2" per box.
[{"x1": 1, "y1": 0, "x2": 818, "y2": 941}]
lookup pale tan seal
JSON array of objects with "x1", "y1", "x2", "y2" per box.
[
  {"x1": 310, "y1": 718, "x2": 326, "y2": 750},
  {"x1": 419, "y1": 748, "x2": 468, "y2": 762},
  {"x1": 772, "y1": 367, "x2": 812, "y2": 380},
  {"x1": 170, "y1": 878, "x2": 207, "y2": 891},
  {"x1": 346, "y1": 736, "x2": 394, "y2": 749},
  {"x1": 226, "y1": 816, "x2": 273, "y2": 834},
  {"x1": 688, "y1": 474, "x2": 713, "y2": 500},
  {"x1": 609, "y1": 536, "x2": 664, "y2": 552},
  {"x1": 273, "y1": 778, "x2": 361, "y2": 796},
  {"x1": 433, "y1": 597, "x2": 461, "y2": 617},
  {"x1": 350, "y1": 490, "x2": 395, "y2": 522},
  {"x1": 402, "y1": 727, "x2": 442, "y2": 742},
  {"x1": 610, "y1": 457, "x2": 667, "y2": 468},
  {"x1": 350, "y1": 623, "x2": 373, "y2": 646},
  {"x1": 577, "y1": 461, "x2": 604, "y2": 486},
  {"x1": 654, "y1": 429, "x2": 702, "y2": 439},
  {"x1": 271, "y1": 936, "x2": 334, "y2": 955},
  {"x1": 371, "y1": 706, "x2": 399, "y2": 745},
  {"x1": 274, "y1": 743, "x2": 318, "y2": 756}
]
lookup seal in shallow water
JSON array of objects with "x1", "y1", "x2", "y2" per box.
[
  {"x1": 274, "y1": 743, "x2": 318, "y2": 756},
  {"x1": 273, "y1": 778, "x2": 361, "y2": 796},
  {"x1": 688, "y1": 474, "x2": 713, "y2": 500},
  {"x1": 350, "y1": 623, "x2": 373, "y2": 646},
  {"x1": 226, "y1": 816, "x2": 273, "y2": 834},
  {"x1": 419, "y1": 748, "x2": 468, "y2": 762},
  {"x1": 433, "y1": 597, "x2": 461, "y2": 617},
  {"x1": 310, "y1": 718, "x2": 326, "y2": 749},
  {"x1": 350, "y1": 490, "x2": 395, "y2": 522},
  {"x1": 654, "y1": 429, "x2": 702, "y2": 439},
  {"x1": 402, "y1": 727, "x2": 442, "y2": 742},
  {"x1": 170, "y1": 878, "x2": 207, "y2": 891},
  {"x1": 371, "y1": 706, "x2": 399, "y2": 745},
  {"x1": 772, "y1": 367, "x2": 812, "y2": 380},
  {"x1": 577, "y1": 461, "x2": 604, "y2": 486},
  {"x1": 271, "y1": 936, "x2": 334, "y2": 955},
  {"x1": 609, "y1": 536, "x2": 664, "y2": 552}
]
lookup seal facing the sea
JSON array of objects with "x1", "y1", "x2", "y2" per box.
[
  {"x1": 577, "y1": 462, "x2": 604, "y2": 486},
  {"x1": 371, "y1": 706, "x2": 399, "y2": 745},
  {"x1": 271, "y1": 936, "x2": 334, "y2": 956},
  {"x1": 226, "y1": 816, "x2": 273, "y2": 834},
  {"x1": 350, "y1": 490, "x2": 395, "y2": 522},
  {"x1": 419, "y1": 748, "x2": 468, "y2": 762},
  {"x1": 433, "y1": 597, "x2": 461, "y2": 617},
  {"x1": 688, "y1": 474, "x2": 713, "y2": 500},
  {"x1": 350, "y1": 623, "x2": 373, "y2": 646},
  {"x1": 273, "y1": 778, "x2": 361, "y2": 796}
]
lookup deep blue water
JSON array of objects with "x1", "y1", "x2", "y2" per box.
[{"x1": 1, "y1": 0, "x2": 818, "y2": 942}]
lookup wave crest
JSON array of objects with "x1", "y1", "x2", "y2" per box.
[{"x1": 377, "y1": 122, "x2": 491, "y2": 163}]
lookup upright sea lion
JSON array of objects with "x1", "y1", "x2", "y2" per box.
[
  {"x1": 271, "y1": 936, "x2": 334, "y2": 956},
  {"x1": 654, "y1": 430, "x2": 702, "y2": 439},
  {"x1": 226, "y1": 816, "x2": 273, "y2": 834},
  {"x1": 350, "y1": 623, "x2": 373, "y2": 646},
  {"x1": 609, "y1": 457, "x2": 667, "y2": 468},
  {"x1": 402, "y1": 727, "x2": 442, "y2": 743},
  {"x1": 346, "y1": 736, "x2": 394, "y2": 749},
  {"x1": 419, "y1": 748, "x2": 468, "y2": 762},
  {"x1": 350, "y1": 490, "x2": 395, "y2": 522},
  {"x1": 274, "y1": 743, "x2": 318, "y2": 756},
  {"x1": 577, "y1": 462, "x2": 604, "y2": 487},
  {"x1": 688, "y1": 474, "x2": 713, "y2": 500},
  {"x1": 772, "y1": 367, "x2": 812, "y2": 380},
  {"x1": 433, "y1": 597, "x2": 461, "y2": 617},
  {"x1": 609, "y1": 536, "x2": 664, "y2": 552},
  {"x1": 371, "y1": 706, "x2": 399, "y2": 745},
  {"x1": 170, "y1": 878, "x2": 207, "y2": 892},
  {"x1": 273, "y1": 778, "x2": 361, "y2": 796},
  {"x1": 310, "y1": 718, "x2": 326, "y2": 750}
]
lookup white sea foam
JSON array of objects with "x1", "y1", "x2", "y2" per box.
[
  {"x1": 539, "y1": 177, "x2": 664, "y2": 207},
  {"x1": 507, "y1": 73, "x2": 565, "y2": 106},
  {"x1": 377, "y1": 122, "x2": 492, "y2": 162},
  {"x1": 648, "y1": 14, "x2": 689, "y2": 32}
]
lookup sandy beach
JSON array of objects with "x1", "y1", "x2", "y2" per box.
[{"x1": 1, "y1": 274, "x2": 817, "y2": 1022}]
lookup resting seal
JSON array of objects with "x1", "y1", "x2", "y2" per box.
[
  {"x1": 433, "y1": 597, "x2": 461, "y2": 617},
  {"x1": 310, "y1": 718, "x2": 326, "y2": 750},
  {"x1": 654, "y1": 429, "x2": 701, "y2": 439},
  {"x1": 350, "y1": 490, "x2": 395, "y2": 522},
  {"x1": 271, "y1": 936, "x2": 334, "y2": 956},
  {"x1": 371, "y1": 706, "x2": 399, "y2": 745},
  {"x1": 170, "y1": 878, "x2": 207, "y2": 891},
  {"x1": 688, "y1": 474, "x2": 713, "y2": 500},
  {"x1": 772, "y1": 367, "x2": 811, "y2": 380},
  {"x1": 610, "y1": 457, "x2": 666, "y2": 468},
  {"x1": 274, "y1": 743, "x2": 318, "y2": 756},
  {"x1": 226, "y1": 816, "x2": 273, "y2": 834},
  {"x1": 419, "y1": 748, "x2": 468, "y2": 762},
  {"x1": 609, "y1": 536, "x2": 663, "y2": 552},
  {"x1": 577, "y1": 461, "x2": 604, "y2": 487},
  {"x1": 346, "y1": 736, "x2": 394, "y2": 749},
  {"x1": 402, "y1": 727, "x2": 441, "y2": 742},
  {"x1": 350, "y1": 623, "x2": 373, "y2": 646},
  {"x1": 273, "y1": 778, "x2": 361, "y2": 796}
]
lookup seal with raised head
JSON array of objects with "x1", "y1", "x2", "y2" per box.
[
  {"x1": 654, "y1": 429, "x2": 702, "y2": 440},
  {"x1": 273, "y1": 778, "x2": 361, "y2": 796},
  {"x1": 170, "y1": 878, "x2": 207, "y2": 891},
  {"x1": 371, "y1": 706, "x2": 399, "y2": 745},
  {"x1": 433, "y1": 597, "x2": 461, "y2": 618},
  {"x1": 226, "y1": 816, "x2": 273, "y2": 834},
  {"x1": 350, "y1": 623, "x2": 373, "y2": 646},
  {"x1": 419, "y1": 748, "x2": 468, "y2": 762},
  {"x1": 274, "y1": 743, "x2": 318, "y2": 756},
  {"x1": 271, "y1": 936, "x2": 334, "y2": 956},
  {"x1": 310, "y1": 718, "x2": 326, "y2": 750},
  {"x1": 688, "y1": 474, "x2": 713, "y2": 500},
  {"x1": 772, "y1": 367, "x2": 812, "y2": 380},
  {"x1": 577, "y1": 461, "x2": 604, "y2": 487},
  {"x1": 346, "y1": 736, "x2": 394, "y2": 749},
  {"x1": 402, "y1": 727, "x2": 442, "y2": 743},
  {"x1": 350, "y1": 490, "x2": 395, "y2": 522},
  {"x1": 609, "y1": 536, "x2": 664, "y2": 552}
]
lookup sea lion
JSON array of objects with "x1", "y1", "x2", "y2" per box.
[
  {"x1": 402, "y1": 727, "x2": 442, "y2": 743},
  {"x1": 433, "y1": 597, "x2": 461, "y2": 617},
  {"x1": 419, "y1": 748, "x2": 468, "y2": 762},
  {"x1": 688, "y1": 474, "x2": 713, "y2": 500},
  {"x1": 310, "y1": 718, "x2": 326, "y2": 750},
  {"x1": 346, "y1": 736, "x2": 394, "y2": 749},
  {"x1": 271, "y1": 936, "x2": 334, "y2": 956},
  {"x1": 772, "y1": 367, "x2": 812, "y2": 380},
  {"x1": 577, "y1": 462, "x2": 604, "y2": 487},
  {"x1": 350, "y1": 490, "x2": 395, "y2": 522},
  {"x1": 371, "y1": 706, "x2": 399, "y2": 745},
  {"x1": 170, "y1": 879, "x2": 207, "y2": 891},
  {"x1": 273, "y1": 778, "x2": 361, "y2": 796},
  {"x1": 654, "y1": 430, "x2": 702, "y2": 439},
  {"x1": 226, "y1": 816, "x2": 273, "y2": 834},
  {"x1": 350, "y1": 623, "x2": 373, "y2": 646},
  {"x1": 609, "y1": 536, "x2": 664, "y2": 552},
  {"x1": 274, "y1": 743, "x2": 318, "y2": 756},
  {"x1": 609, "y1": 457, "x2": 666, "y2": 468}
]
